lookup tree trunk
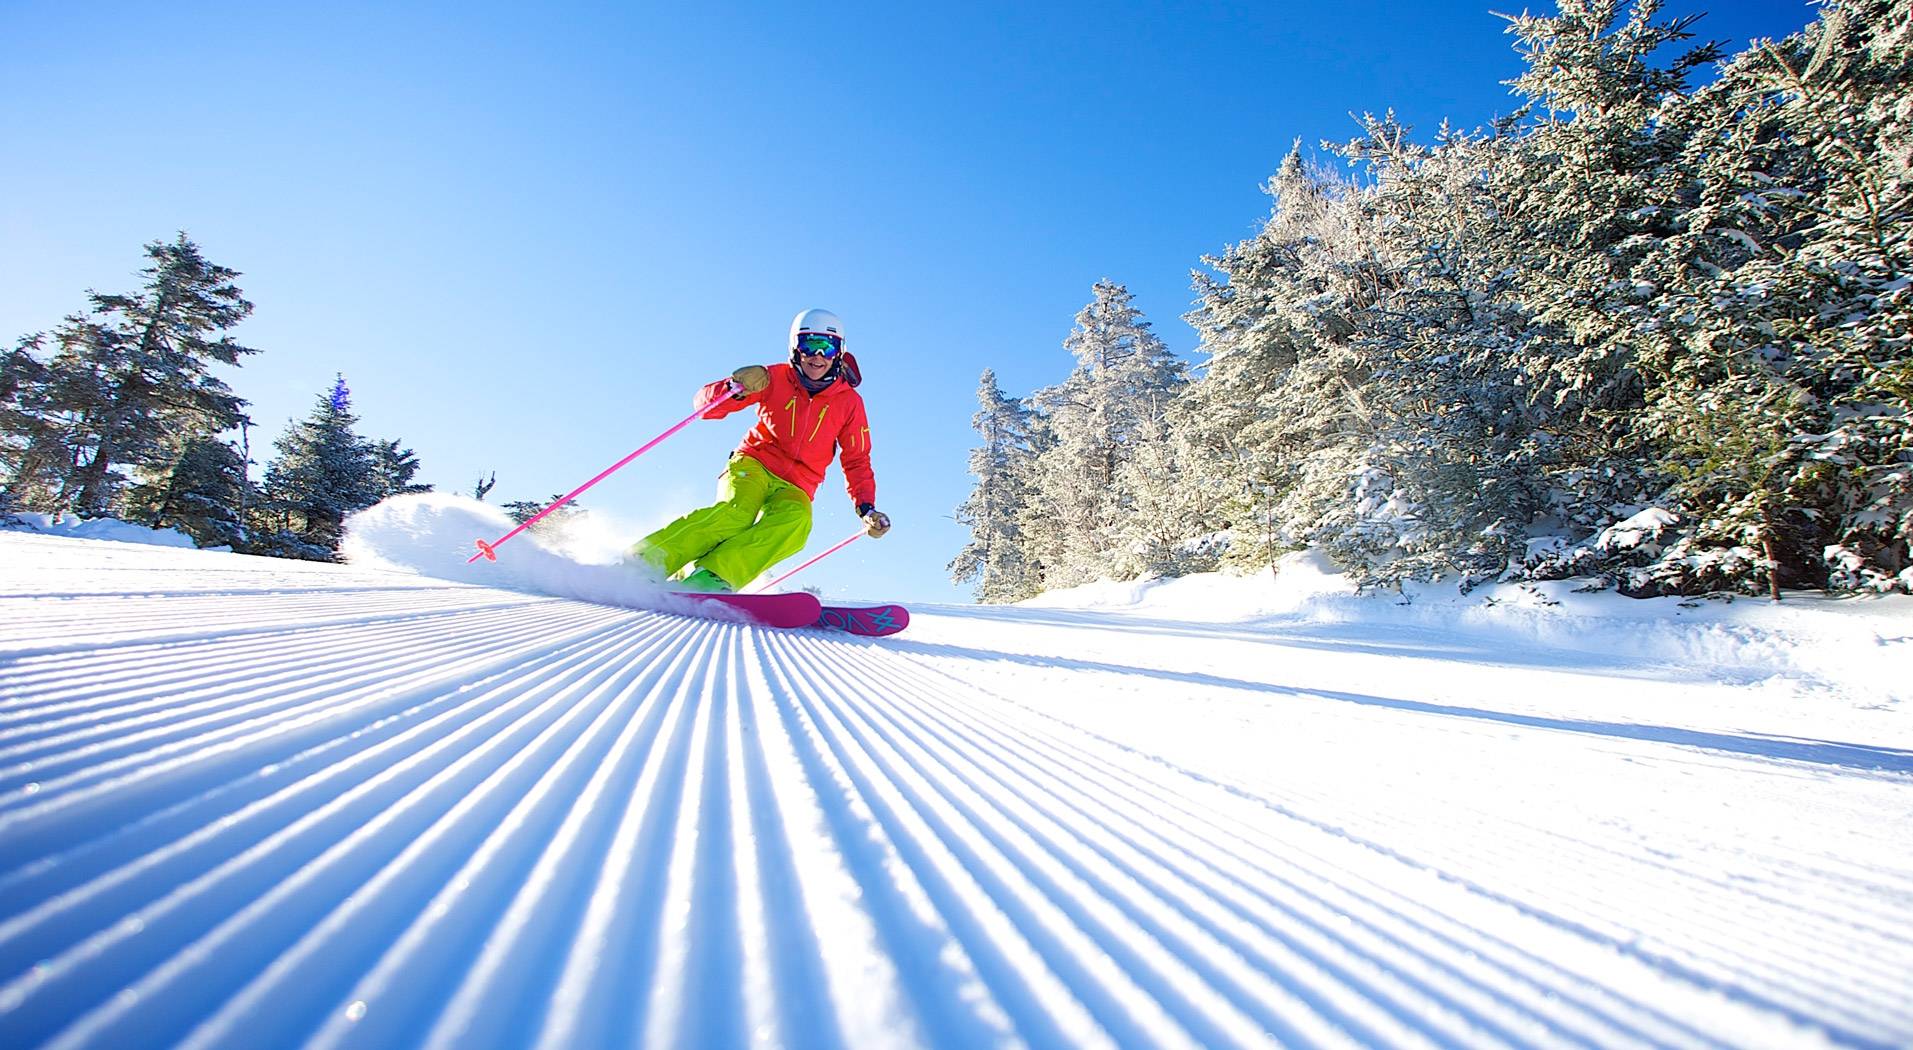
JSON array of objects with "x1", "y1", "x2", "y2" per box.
[
  {"x1": 73, "y1": 437, "x2": 118, "y2": 516},
  {"x1": 1266, "y1": 494, "x2": 1279, "y2": 578},
  {"x1": 237, "y1": 423, "x2": 251, "y2": 531},
  {"x1": 1761, "y1": 532, "x2": 1783, "y2": 602},
  {"x1": 74, "y1": 369, "x2": 151, "y2": 515}
]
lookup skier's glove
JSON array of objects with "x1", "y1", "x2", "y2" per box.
[
  {"x1": 857, "y1": 503, "x2": 891, "y2": 539},
  {"x1": 731, "y1": 365, "x2": 770, "y2": 396}
]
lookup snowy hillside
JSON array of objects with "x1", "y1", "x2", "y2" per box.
[{"x1": 2, "y1": 522, "x2": 1910, "y2": 1049}]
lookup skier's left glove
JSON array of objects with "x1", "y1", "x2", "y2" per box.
[
  {"x1": 730, "y1": 365, "x2": 770, "y2": 396},
  {"x1": 857, "y1": 503, "x2": 891, "y2": 539}
]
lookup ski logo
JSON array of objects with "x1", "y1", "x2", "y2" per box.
[{"x1": 815, "y1": 603, "x2": 910, "y2": 637}]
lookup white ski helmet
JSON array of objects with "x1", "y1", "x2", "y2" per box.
[{"x1": 789, "y1": 308, "x2": 844, "y2": 352}]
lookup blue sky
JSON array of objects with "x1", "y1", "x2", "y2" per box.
[{"x1": 2, "y1": 0, "x2": 1820, "y2": 604}]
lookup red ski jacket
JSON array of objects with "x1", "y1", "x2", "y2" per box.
[{"x1": 697, "y1": 363, "x2": 875, "y2": 506}]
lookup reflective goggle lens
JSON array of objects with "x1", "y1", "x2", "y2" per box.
[{"x1": 797, "y1": 333, "x2": 841, "y2": 358}]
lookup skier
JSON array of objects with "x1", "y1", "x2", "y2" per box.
[{"x1": 631, "y1": 308, "x2": 890, "y2": 593}]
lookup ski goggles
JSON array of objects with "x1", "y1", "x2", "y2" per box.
[{"x1": 795, "y1": 332, "x2": 842, "y2": 358}]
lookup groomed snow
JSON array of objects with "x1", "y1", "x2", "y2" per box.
[{"x1": 1, "y1": 506, "x2": 1909, "y2": 1049}]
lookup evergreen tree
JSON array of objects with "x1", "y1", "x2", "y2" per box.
[
  {"x1": 370, "y1": 438, "x2": 431, "y2": 499},
  {"x1": 41, "y1": 235, "x2": 257, "y2": 516},
  {"x1": 1487, "y1": 0, "x2": 1738, "y2": 585},
  {"x1": 1180, "y1": 146, "x2": 1392, "y2": 578},
  {"x1": 1490, "y1": 0, "x2": 1912, "y2": 596},
  {"x1": 1022, "y1": 282, "x2": 1187, "y2": 588},
  {"x1": 1632, "y1": 0, "x2": 1912, "y2": 595},
  {"x1": 255, "y1": 376, "x2": 387, "y2": 559},
  {"x1": 503, "y1": 495, "x2": 582, "y2": 531},
  {"x1": 1114, "y1": 415, "x2": 1220, "y2": 578},
  {"x1": 949, "y1": 369, "x2": 1043, "y2": 602},
  {"x1": 1328, "y1": 115, "x2": 1548, "y2": 586},
  {"x1": 126, "y1": 436, "x2": 253, "y2": 548},
  {"x1": 0, "y1": 335, "x2": 64, "y2": 516}
]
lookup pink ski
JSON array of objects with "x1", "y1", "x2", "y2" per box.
[{"x1": 670, "y1": 591, "x2": 821, "y2": 628}]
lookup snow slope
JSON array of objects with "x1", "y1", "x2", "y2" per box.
[{"x1": 1, "y1": 525, "x2": 1910, "y2": 1049}]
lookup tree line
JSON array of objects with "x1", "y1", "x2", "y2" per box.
[
  {"x1": 0, "y1": 234, "x2": 432, "y2": 559},
  {"x1": 953, "y1": 0, "x2": 1910, "y2": 602}
]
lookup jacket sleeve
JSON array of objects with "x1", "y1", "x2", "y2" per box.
[
  {"x1": 838, "y1": 396, "x2": 876, "y2": 507},
  {"x1": 696, "y1": 375, "x2": 760, "y2": 420}
]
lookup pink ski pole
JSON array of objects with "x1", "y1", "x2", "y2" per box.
[
  {"x1": 468, "y1": 381, "x2": 739, "y2": 564},
  {"x1": 746, "y1": 528, "x2": 865, "y2": 592}
]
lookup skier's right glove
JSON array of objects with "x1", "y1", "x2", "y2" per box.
[
  {"x1": 857, "y1": 503, "x2": 891, "y2": 539},
  {"x1": 731, "y1": 365, "x2": 770, "y2": 396}
]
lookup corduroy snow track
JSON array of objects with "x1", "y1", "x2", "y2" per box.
[{"x1": 2, "y1": 532, "x2": 1909, "y2": 1049}]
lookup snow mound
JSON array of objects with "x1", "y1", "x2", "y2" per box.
[
  {"x1": 2, "y1": 511, "x2": 199, "y2": 548},
  {"x1": 340, "y1": 493, "x2": 736, "y2": 619},
  {"x1": 1026, "y1": 552, "x2": 1913, "y2": 700},
  {"x1": 1019, "y1": 550, "x2": 1356, "y2": 620}
]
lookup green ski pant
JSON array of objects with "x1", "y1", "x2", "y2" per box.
[{"x1": 631, "y1": 455, "x2": 813, "y2": 589}]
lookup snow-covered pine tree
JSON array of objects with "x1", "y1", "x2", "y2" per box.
[
  {"x1": 949, "y1": 369, "x2": 1043, "y2": 602},
  {"x1": 1181, "y1": 148, "x2": 1341, "y2": 575},
  {"x1": 1629, "y1": 0, "x2": 1912, "y2": 596},
  {"x1": 1794, "y1": 0, "x2": 1913, "y2": 593},
  {"x1": 370, "y1": 439, "x2": 432, "y2": 500},
  {"x1": 1021, "y1": 282, "x2": 1188, "y2": 589},
  {"x1": 39, "y1": 235, "x2": 257, "y2": 517},
  {"x1": 254, "y1": 376, "x2": 389, "y2": 560},
  {"x1": 1182, "y1": 144, "x2": 1413, "y2": 580},
  {"x1": 1486, "y1": 0, "x2": 1729, "y2": 585},
  {"x1": 1485, "y1": 0, "x2": 1911, "y2": 597},
  {"x1": 1326, "y1": 115, "x2": 1547, "y2": 588},
  {"x1": 1113, "y1": 413, "x2": 1219, "y2": 578},
  {"x1": 1012, "y1": 401, "x2": 1066, "y2": 590},
  {"x1": 0, "y1": 335, "x2": 64, "y2": 517},
  {"x1": 126, "y1": 436, "x2": 253, "y2": 548}
]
